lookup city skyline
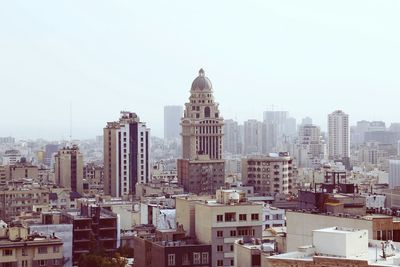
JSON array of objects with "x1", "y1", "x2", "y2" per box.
[{"x1": 1, "y1": 1, "x2": 399, "y2": 140}]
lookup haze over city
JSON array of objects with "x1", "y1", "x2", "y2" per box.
[{"x1": 1, "y1": 0, "x2": 400, "y2": 140}]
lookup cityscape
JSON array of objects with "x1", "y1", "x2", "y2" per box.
[{"x1": 1, "y1": 1, "x2": 400, "y2": 267}]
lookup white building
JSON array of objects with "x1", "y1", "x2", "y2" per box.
[
  {"x1": 328, "y1": 110, "x2": 349, "y2": 160},
  {"x1": 364, "y1": 194, "x2": 386, "y2": 209},
  {"x1": 263, "y1": 204, "x2": 285, "y2": 229},
  {"x1": 389, "y1": 160, "x2": 400, "y2": 189}
]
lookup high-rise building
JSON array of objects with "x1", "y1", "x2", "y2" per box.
[
  {"x1": 298, "y1": 124, "x2": 322, "y2": 158},
  {"x1": 328, "y1": 110, "x2": 349, "y2": 160},
  {"x1": 243, "y1": 119, "x2": 263, "y2": 154},
  {"x1": 164, "y1": 105, "x2": 183, "y2": 141},
  {"x1": 223, "y1": 119, "x2": 242, "y2": 155},
  {"x1": 178, "y1": 69, "x2": 225, "y2": 194},
  {"x1": 104, "y1": 111, "x2": 150, "y2": 197},
  {"x1": 54, "y1": 145, "x2": 84, "y2": 194},
  {"x1": 301, "y1": 116, "x2": 313, "y2": 126},
  {"x1": 389, "y1": 160, "x2": 400, "y2": 189},
  {"x1": 44, "y1": 144, "x2": 59, "y2": 167}
]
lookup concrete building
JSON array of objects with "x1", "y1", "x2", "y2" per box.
[
  {"x1": 54, "y1": 145, "x2": 83, "y2": 194},
  {"x1": 328, "y1": 110, "x2": 349, "y2": 160},
  {"x1": 298, "y1": 124, "x2": 322, "y2": 158},
  {"x1": 83, "y1": 163, "x2": 103, "y2": 196},
  {"x1": 61, "y1": 204, "x2": 119, "y2": 265},
  {"x1": 263, "y1": 205, "x2": 285, "y2": 229},
  {"x1": 176, "y1": 189, "x2": 264, "y2": 267},
  {"x1": 224, "y1": 119, "x2": 242, "y2": 155},
  {"x1": 44, "y1": 144, "x2": 59, "y2": 167},
  {"x1": 164, "y1": 105, "x2": 183, "y2": 141},
  {"x1": 243, "y1": 120, "x2": 263, "y2": 154},
  {"x1": 234, "y1": 238, "x2": 276, "y2": 267},
  {"x1": 104, "y1": 111, "x2": 150, "y2": 197},
  {"x1": 241, "y1": 152, "x2": 293, "y2": 195},
  {"x1": 2, "y1": 149, "x2": 21, "y2": 165},
  {"x1": 0, "y1": 225, "x2": 64, "y2": 267},
  {"x1": 265, "y1": 227, "x2": 400, "y2": 267},
  {"x1": 178, "y1": 69, "x2": 225, "y2": 194},
  {"x1": 5, "y1": 160, "x2": 39, "y2": 181},
  {"x1": 389, "y1": 160, "x2": 400, "y2": 189}
]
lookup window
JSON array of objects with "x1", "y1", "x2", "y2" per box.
[
  {"x1": 2, "y1": 249, "x2": 12, "y2": 256},
  {"x1": 38, "y1": 246, "x2": 48, "y2": 254},
  {"x1": 251, "y1": 213, "x2": 259, "y2": 221},
  {"x1": 217, "y1": 230, "x2": 223, "y2": 237},
  {"x1": 193, "y1": 252, "x2": 201, "y2": 264},
  {"x1": 224, "y1": 212, "x2": 236, "y2": 222},
  {"x1": 53, "y1": 246, "x2": 60, "y2": 253},
  {"x1": 217, "y1": 260, "x2": 224, "y2": 266},
  {"x1": 231, "y1": 244, "x2": 234, "y2": 251},
  {"x1": 216, "y1": 215, "x2": 223, "y2": 222},
  {"x1": 230, "y1": 230, "x2": 236, "y2": 236},
  {"x1": 39, "y1": 260, "x2": 47, "y2": 266},
  {"x1": 167, "y1": 254, "x2": 175, "y2": 266},
  {"x1": 201, "y1": 252, "x2": 209, "y2": 264},
  {"x1": 217, "y1": 245, "x2": 223, "y2": 252},
  {"x1": 182, "y1": 253, "x2": 190, "y2": 265},
  {"x1": 239, "y1": 214, "x2": 247, "y2": 221},
  {"x1": 22, "y1": 261, "x2": 28, "y2": 267},
  {"x1": 22, "y1": 248, "x2": 27, "y2": 256}
]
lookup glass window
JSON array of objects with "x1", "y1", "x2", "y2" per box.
[
  {"x1": 38, "y1": 246, "x2": 48, "y2": 254},
  {"x1": 193, "y1": 252, "x2": 201, "y2": 264},
  {"x1": 201, "y1": 252, "x2": 209, "y2": 264},
  {"x1": 167, "y1": 254, "x2": 175, "y2": 266}
]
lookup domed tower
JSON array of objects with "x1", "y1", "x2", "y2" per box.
[{"x1": 181, "y1": 68, "x2": 224, "y2": 160}]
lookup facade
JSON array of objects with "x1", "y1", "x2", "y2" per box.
[
  {"x1": 2, "y1": 150, "x2": 21, "y2": 165},
  {"x1": 0, "y1": 226, "x2": 64, "y2": 267},
  {"x1": 263, "y1": 205, "x2": 285, "y2": 229},
  {"x1": 54, "y1": 145, "x2": 83, "y2": 194},
  {"x1": 83, "y1": 163, "x2": 104, "y2": 196},
  {"x1": 178, "y1": 69, "x2": 225, "y2": 194},
  {"x1": 241, "y1": 153, "x2": 293, "y2": 195},
  {"x1": 176, "y1": 190, "x2": 264, "y2": 267},
  {"x1": 328, "y1": 110, "x2": 349, "y2": 160},
  {"x1": 223, "y1": 119, "x2": 242, "y2": 155},
  {"x1": 243, "y1": 120, "x2": 263, "y2": 155},
  {"x1": 164, "y1": 105, "x2": 183, "y2": 141},
  {"x1": 103, "y1": 111, "x2": 150, "y2": 197},
  {"x1": 234, "y1": 239, "x2": 276, "y2": 267},
  {"x1": 389, "y1": 160, "x2": 400, "y2": 189},
  {"x1": 44, "y1": 144, "x2": 59, "y2": 167},
  {"x1": 5, "y1": 161, "x2": 39, "y2": 181},
  {"x1": 61, "y1": 205, "x2": 118, "y2": 265},
  {"x1": 298, "y1": 124, "x2": 322, "y2": 158}
]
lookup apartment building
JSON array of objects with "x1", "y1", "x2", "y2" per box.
[
  {"x1": 0, "y1": 225, "x2": 64, "y2": 267},
  {"x1": 241, "y1": 152, "x2": 293, "y2": 195},
  {"x1": 176, "y1": 189, "x2": 263, "y2": 267},
  {"x1": 54, "y1": 145, "x2": 84, "y2": 194}
]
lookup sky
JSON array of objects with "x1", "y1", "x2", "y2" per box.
[{"x1": 0, "y1": 1, "x2": 399, "y2": 140}]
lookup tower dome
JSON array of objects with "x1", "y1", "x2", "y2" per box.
[{"x1": 191, "y1": 68, "x2": 212, "y2": 91}]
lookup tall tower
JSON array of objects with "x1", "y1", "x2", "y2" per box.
[
  {"x1": 104, "y1": 112, "x2": 150, "y2": 198},
  {"x1": 178, "y1": 69, "x2": 225, "y2": 194},
  {"x1": 54, "y1": 145, "x2": 84, "y2": 194},
  {"x1": 164, "y1": 105, "x2": 183, "y2": 141},
  {"x1": 328, "y1": 110, "x2": 349, "y2": 160}
]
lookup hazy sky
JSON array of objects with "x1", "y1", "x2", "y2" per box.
[{"x1": 1, "y1": 1, "x2": 399, "y2": 140}]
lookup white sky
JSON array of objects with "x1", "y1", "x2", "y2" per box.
[{"x1": 0, "y1": 1, "x2": 399, "y2": 140}]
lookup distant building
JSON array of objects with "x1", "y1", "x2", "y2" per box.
[
  {"x1": 2, "y1": 149, "x2": 21, "y2": 165},
  {"x1": 328, "y1": 110, "x2": 349, "y2": 160},
  {"x1": 241, "y1": 152, "x2": 293, "y2": 195},
  {"x1": 223, "y1": 119, "x2": 242, "y2": 155},
  {"x1": 243, "y1": 120, "x2": 263, "y2": 154},
  {"x1": 178, "y1": 69, "x2": 225, "y2": 194},
  {"x1": 54, "y1": 145, "x2": 84, "y2": 194},
  {"x1": 164, "y1": 105, "x2": 183, "y2": 141},
  {"x1": 0, "y1": 136, "x2": 15, "y2": 144},
  {"x1": 389, "y1": 160, "x2": 400, "y2": 189},
  {"x1": 103, "y1": 111, "x2": 150, "y2": 197},
  {"x1": 44, "y1": 144, "x2": 59, "y2": 167}
]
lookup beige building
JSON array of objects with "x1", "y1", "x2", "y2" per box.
[
  {"x1": 242, "y1": 153, "x2": 293, "y2": 195},
  {"x1": 178, "y1": 69, "x2": 225, "y2": 194},
  {"x1": 54, "y1": 145, "x2": 83, "y2": 194},
  {"x1": 176, "y1": 189, "x2": 264, "y2": 267},
  {"x1": 286, "y1": 210, "x2": 400, "y2": 252},
  {"x1": 0, "y1": 226, "x2": 64, "y2": 267},
  {"x1": 328, "y1": 110, "x2": 349, "y2": 160},
  {"x1": 5, "y1": 161, "x2": 39, "y2": 181}
]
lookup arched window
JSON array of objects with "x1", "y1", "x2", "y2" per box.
[{"x1": 204, "y1": 107, "x2": 210, "y2": 118}]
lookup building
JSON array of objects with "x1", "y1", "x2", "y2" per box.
[
  {"x1": 54, "y1": 145, "x2": 83, "y2": 194},
  {"x1": 298, "y1": 124, "x2": 322, "y2": 158},
  {"x1": 234, "y1": 238, "x2": 277, "y2": 267},
  {"x1": 223, "y1": 119, "x2": 242, "y2": 155},
  {"x1": 328, "y1": 110, "x2": 349, "y2": 160},
  {"x1": 176, "y1": 189, "x2": 264, "y2": 267},
  {"x1": 164, "y1": 105, "x2": 183, "y2": 141},
  {"x1": 5, "y1": 160, "x2": 39, "y2": 181},
  {"x1": 241, "y1": 152, "x2": 293, "y2": 195},
  {"x1": 2, "y1": 149, "x2": 21, "y2": 165},
  {"x1": 263, "y1": 205, "x2": 285, "y2": 230},
  {"x1": 61, "y1": 204, "x2": 118, "y2": 265},
  {"x1": 286, "y1": 210, "x2": 400, "y2": 252},
  {"x1": 178, "y1": 69, "x2": 225, "y2": 194},
  {"x1": 243, "y1": 120, "x2": 263, "y2": 155},
  {"x1": 104, "y1": 111, "x2": 150, "y2": 197},
  {"x1": 389, "y1": 160, "x2": 400, "y2": 189},
  {"x1": 83, "y1": 163, "x2": 104, "y2": 196},
  {"x1": 265, "y1": 227, "x2": 400, "y2": 267},
  {"x1": 44, "y1": 144, "x2": 59, "y2": 167},
  {"x1": 0, "y1": 225, "x2": 64, "y2": 267}
]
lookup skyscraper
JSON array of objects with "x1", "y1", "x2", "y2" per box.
[
  {"x1": 243, "y1": 119, "x2": 263, "y2": 154},
  {"x1": 103, "y1": 111, "x2": 150, "y2": 197},
  {"x1": 389, "y1": 160, "x2": 400, "y2": 189},
  {"x1": 328, "y1": 110, "x2": 349, "y2": 160},
  {"x1": 54, "y1": 145, "x2": 83, "y2": 194},
  {"x1": 164, "y1": 105, "x2": 183, "y2": 141},
  {"x1": 223, "y1": 119, "x2": 242, "y2": 155},
  {"x1": 178, "y1": 69, "x2": 225, "y2": 194}
]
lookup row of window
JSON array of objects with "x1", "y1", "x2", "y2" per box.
[
  {"x1": 216, "y1": 213, "x2": 259, "y2": 222},
  {"x1": 167, "y1": 252, "x2": 209, "y2": 266},
  {"x1": 216, "y1": 228, "x2": 256, "y2": 238}
]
